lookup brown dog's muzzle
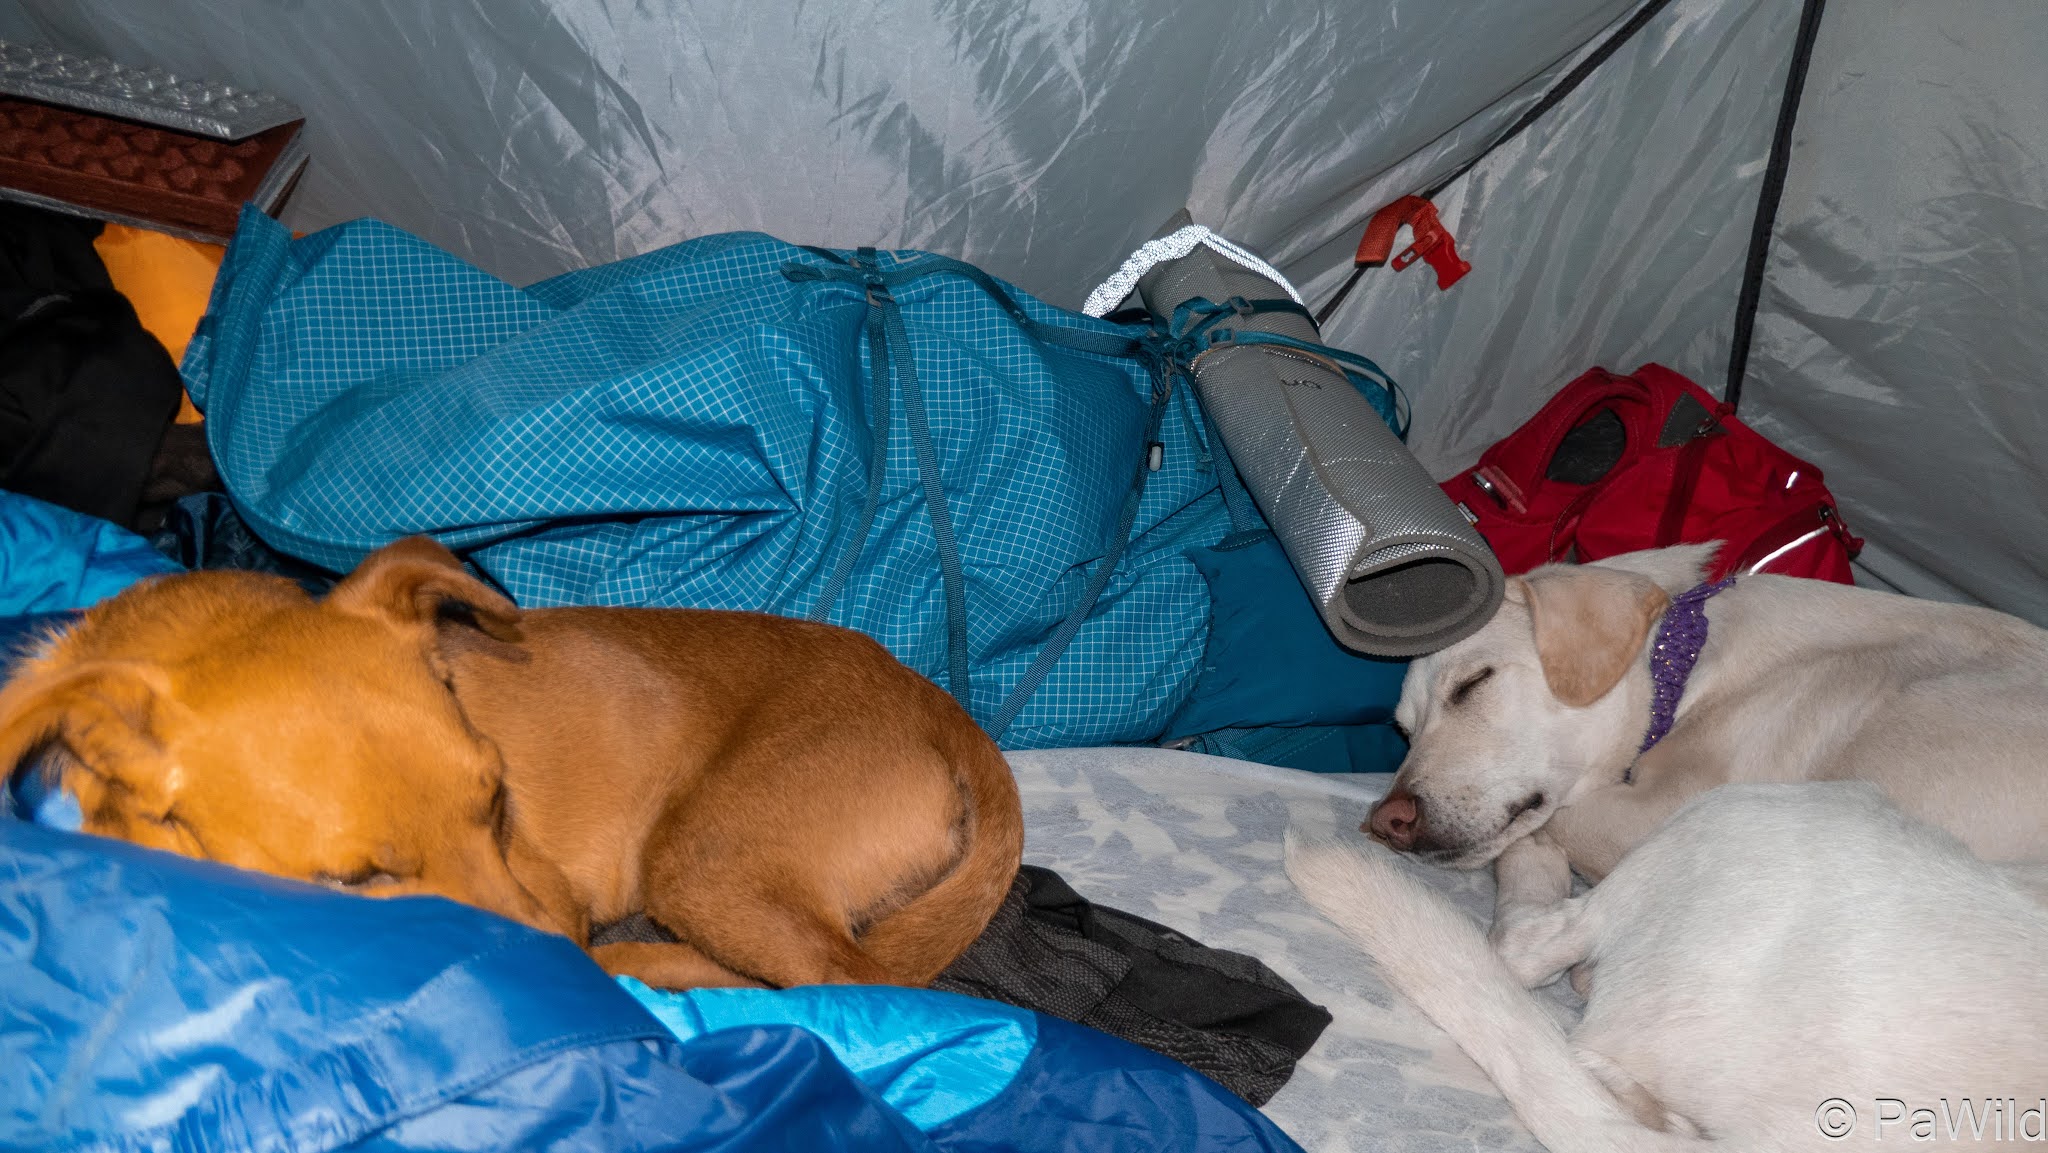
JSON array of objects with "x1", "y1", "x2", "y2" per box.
[{"x1": 434, "y1": 831, "x2": 586, "y2": 945}]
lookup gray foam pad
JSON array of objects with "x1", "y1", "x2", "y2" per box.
[{"x1": 1135, "y1": 212, "x2": 1503, "y2": 657}]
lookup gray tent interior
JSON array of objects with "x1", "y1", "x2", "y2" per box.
[{"x1": 5, "y1": 0, "x2": 2043, "y2": 621}]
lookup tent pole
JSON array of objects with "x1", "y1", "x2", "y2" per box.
[{"x1": 1724, "y1": 0, "x2": 1831, "y2": 412}]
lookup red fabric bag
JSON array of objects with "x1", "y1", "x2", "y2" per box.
[{"x1": 1441, "y1": 364, "x2": 1861, "y2": 581}]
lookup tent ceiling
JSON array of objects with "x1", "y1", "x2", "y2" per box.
[{"x1": 0, "y1": 0, "x2": 1633, "y2": 299}]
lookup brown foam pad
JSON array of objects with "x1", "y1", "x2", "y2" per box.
[{"x1": 0, "y1": 98, "x2": 300, "y2": 241}]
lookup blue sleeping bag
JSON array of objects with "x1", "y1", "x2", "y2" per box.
[
  {"x1": 0, "y1": 489, "x2": 181, "y2": 680},
  {"x1": 186, "y1": 208, "x2": 1240, "y2": 748},
  {"x1": 0, "y1": 489, "x2": 179, "y2": 618},
  {"x1": 0, "y1": 494, "x2": 1310, "y2": 1149},
  {"x1": 0, "y1": 819, "x2": 1304, "y2": 1153}
]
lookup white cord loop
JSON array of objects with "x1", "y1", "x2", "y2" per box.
[{"x1": 1082, "y1": 225, "x2": 1303, "y2": 318}]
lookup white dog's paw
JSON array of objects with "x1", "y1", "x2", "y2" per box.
[
  {"x1": 1490, "y1": 899, "x2": 1589, "y2": 988},
  {"x1": 1568, "y1": 960, "x2": 1596, "y2": 998}
]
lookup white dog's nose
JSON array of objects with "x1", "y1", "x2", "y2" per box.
[{"x1": 1367, "y1": 787, "x2": 1421, "y2": 851}]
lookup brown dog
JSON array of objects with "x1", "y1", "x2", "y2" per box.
[{"x1": 0, "y1": 537, "x2": 1023, "y2": 990}]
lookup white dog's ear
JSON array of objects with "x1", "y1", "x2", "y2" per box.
[
  {"x1": 1588, "y1": 542, "x2": 1723, "y2": 594},
  {"x1": 1515, "y1": 566, "x2": 1671, "y2": 706}
]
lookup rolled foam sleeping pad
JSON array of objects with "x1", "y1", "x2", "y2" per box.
[{"x1": 1135, "y1": 213, "x2": 1504, "y2": 657}]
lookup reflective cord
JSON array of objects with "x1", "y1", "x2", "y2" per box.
[{"x1": 1082, "y1": 225, "x2": 1303, "y2": 318}]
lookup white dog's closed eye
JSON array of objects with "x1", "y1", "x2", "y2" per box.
[
  {"x1": 1369, "y1": 560, "x2": 1680, "y2": 867},
  {"x1": 1445, "y1": 666, "x2": 1494, "y2": 706}
]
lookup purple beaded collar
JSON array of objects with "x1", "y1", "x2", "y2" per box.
[{"x1": 1628, "y1": 576, "x2": 1736, "y2": 783}]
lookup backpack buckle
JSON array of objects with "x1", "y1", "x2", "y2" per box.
[
  {"x1": 1471, "y1": 465, "x2": 1528, "y2": 514},
  {"x1": 1692, "y1": 400, "x2": 1736, "y2": 440}
]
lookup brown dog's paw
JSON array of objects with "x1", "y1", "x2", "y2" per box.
[{"x1": 591, "y1": 940, "x2": 765, "y2": 991}]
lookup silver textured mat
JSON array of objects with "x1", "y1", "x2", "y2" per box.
[
  {"x1": 0, "y1": 40, "x2": 301, "y2": 140},
  {"x1": 1137, "y1": 214, "x2": 1503, "y2": 657}
]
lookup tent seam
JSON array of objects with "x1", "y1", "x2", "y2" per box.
[{"x1": 1418, "y1": 0, "x2": 1683, "y2": 201}]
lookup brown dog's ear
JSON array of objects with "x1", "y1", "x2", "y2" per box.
[
  {"x1": 328, "y1": 536, "x2": 521, "y2": 640},
  {"x1": 0, "y1": 661, "x2": 179, "y2": 824},
  {"x1": 1515, "y1": 565, "x2": 1671, "y2": 707}
]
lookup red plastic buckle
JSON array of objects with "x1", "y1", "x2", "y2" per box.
[{"x1": 1354, "y1": 195, "x2": 1471, "y2": 290}]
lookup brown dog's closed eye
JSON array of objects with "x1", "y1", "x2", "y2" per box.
[{"x1": 314, "y1": 867, "x2": 405, "y2": 891}]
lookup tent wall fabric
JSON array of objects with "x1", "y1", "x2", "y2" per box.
[
  {"x1": 1314, "y1": 0, "x2": 1806, "y2": 481},
  {"x1": 1308, "y1": 0, "x2": 2048, "y2": 625},
  {"x1": 1737, "y1": 0, "x2": 2048, "y2": 621},
  {"x1": 0, "y1": 0, "x2": 1638, "y2": 298}
]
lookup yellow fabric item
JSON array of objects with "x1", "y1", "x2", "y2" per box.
[{"x1": 93, "y1": 224, "x2": 225, "y2": 424}]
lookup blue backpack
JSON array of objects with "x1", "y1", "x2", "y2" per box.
[{"x1": 187, "y1": 209, "x2": 1399, "y2": 748}]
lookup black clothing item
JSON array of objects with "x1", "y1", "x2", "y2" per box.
[
  {"x1": 132, "y1": 420, "x2": 223, "y2": 536},
  {"x1": 148, "y1": 491, "x2": 337, "y2": 595},
  {"x1": 933, "y1": 865, "x2": 1330, "y2": 1105},
  {"x1": 594, "y1": 864, "x2": 1332, "y2": 1105},
  {"x1": 0, "y1": 205, "x2": 183, "y2": 527}
]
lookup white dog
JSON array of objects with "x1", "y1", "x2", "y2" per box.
[
  {"x1": 1362, "y1": 544, "x2": 2048, "y2": 933},
  {"x1": 1289, "y1": 782, "x2": 2048, "y2": 1151}
]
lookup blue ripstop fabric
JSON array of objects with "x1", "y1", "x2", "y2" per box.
[
  {"x1": 184, "y1": 208, "x2": 1237, "y2": 748},
  {"x1": 0, "y1": 488, "x2": 178, "y2": 830},
  {"x1": 619, "y1": 979, "x2": 1037, "y2": 1130},
  {"x1": 0, "y1": 820, "x2": 789, "y2": 1153},
  {"x1": 933, "y1": 1012, "x2": 1306, "y2": 1153},
  {"x1": 1166, "y1": 530, "x2": 1408, "y2": 742},
  {"x1": 1, "y1": 819, "x2": 1305, "y2": 1152},
  {"x1": 0, "y1": 488, "x2": 180, "y2": 617},
  {"x1": 624, "y1": 980, "x2": 1306, "y2": 1153}
]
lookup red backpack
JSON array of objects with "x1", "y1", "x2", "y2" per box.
[{"x1": 1441, "y1": 364, "x2": 1861, "y2": 581}]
